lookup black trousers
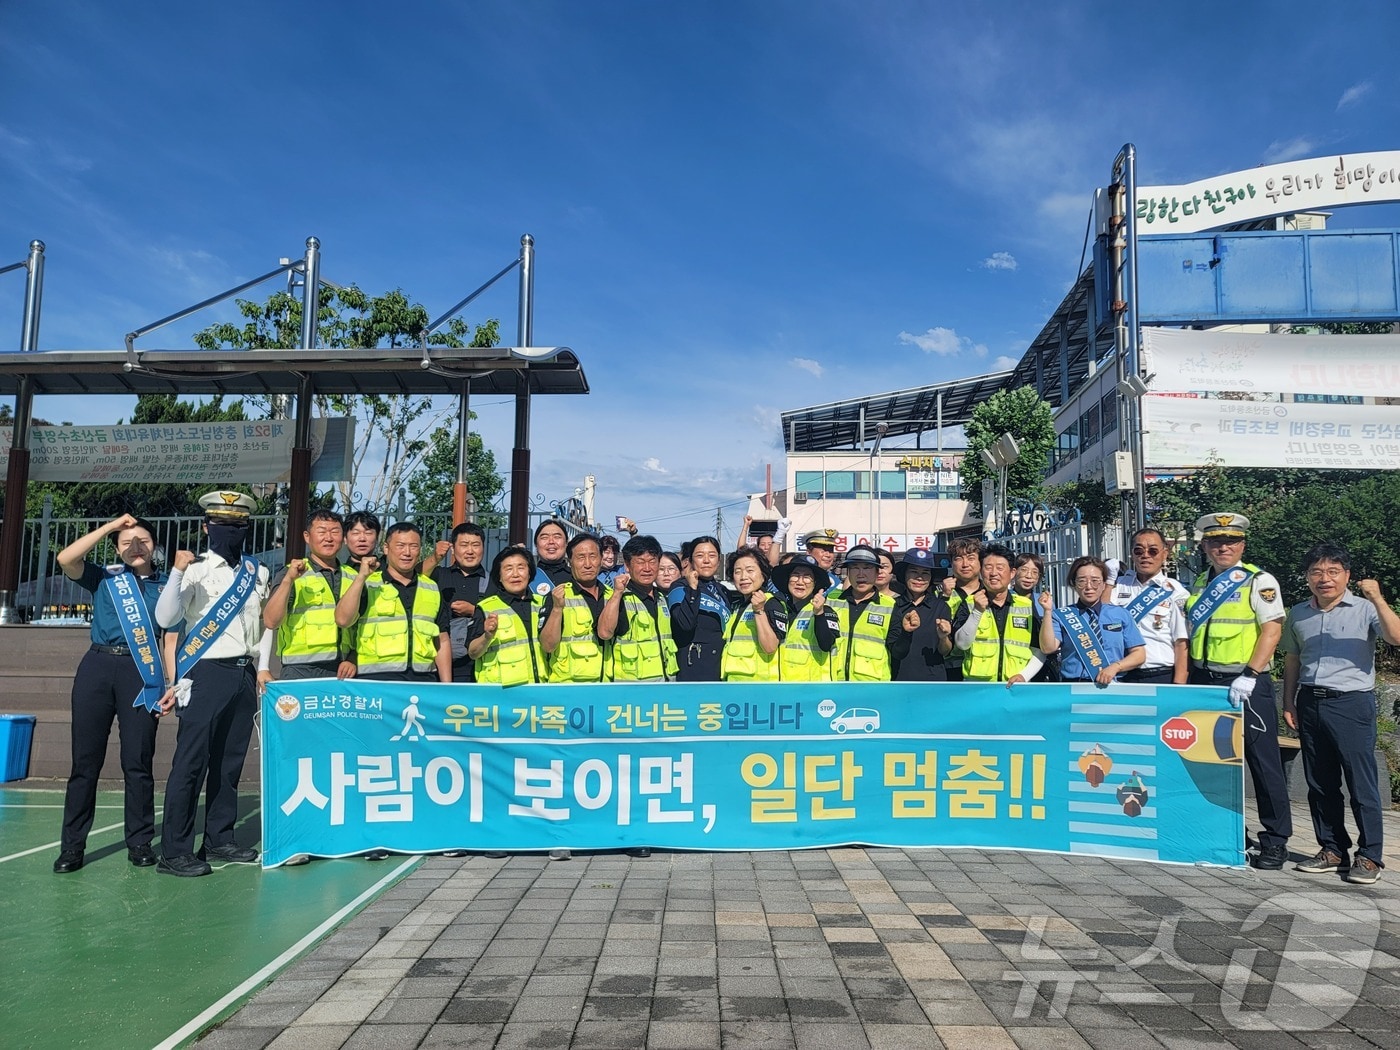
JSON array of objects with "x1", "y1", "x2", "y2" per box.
[
  {"x1": 161, "y1": 659, "x2": 256, "y2": 859},
  {"x1": 1190, "y1": 667, "x2": 1292, "y2": 848},
  {"x1": 1299, "y1": 688, "x2": 1384, "y2": 864},
  {"x1": 1120, "y1": 666, "x2": 1175, "y2": 685},
  {"x1": 61, "y1": 649, "x2": 160, "y2": 851}
]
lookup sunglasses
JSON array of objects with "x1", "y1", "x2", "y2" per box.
[{"x1": 1131, "y1": 546, "x2": 1162, "y2": 556}]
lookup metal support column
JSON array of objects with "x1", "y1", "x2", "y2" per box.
[
  {"x1": 0, "y1": 240, "x2": 46, "y2": 623},
  {"x1": 453, "y1": 379, "x2": 472, "y2": 525},
  {"x1": 1109, "y1": 145, "x2": 1147, "y2": 533},
  {"x1": 285, "y1": 237, "x2": 319, "y2": 558},
  {"x1": 509, "y1": 235, "x2": 535, "y2": 546}
]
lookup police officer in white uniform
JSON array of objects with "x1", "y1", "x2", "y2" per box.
[
  {"x1": 154, "y1": 491, "x2": 270, "y2": 877},
  {"x1": 1110, "y1": 526, "x2": 1189, "y2": 685}
]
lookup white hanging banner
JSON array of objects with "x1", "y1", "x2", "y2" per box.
[
  {"x1": 1135, "y1": 151, "x2": 1400, "y2": 234},
  {"x1": 1141, "y1": 395, "x2": 1400, "y2": 470},
  {"x1": 0, "y1": 418, "x2": 355, "y2": 483},
  {"x1": 1142, "y1": 327, "x2": 1400, "y2": 397}
]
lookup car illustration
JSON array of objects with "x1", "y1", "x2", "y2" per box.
[
  {"x1": 1173, "y1": 710, "x2": 1243, "y2": 766},
  {"x1": 831, "y1": 707, "x2": 879, "y2": 733}
]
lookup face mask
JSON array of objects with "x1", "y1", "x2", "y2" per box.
[{"x1": 207, "y1": 521, "x2": 250, "y2": 565}]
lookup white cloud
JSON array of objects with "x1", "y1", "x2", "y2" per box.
[
  {"x1": 981, "y1": 251, "x2": 1017, "y2": 271},
  {"x1": 790, "y1": 356, "x2": 824, "y2": 377},
  {"x1": 1262, "y1": 136, "x2": 1319, "y2": 164},
  {"x1": 1337, "y1": 81, "x2": 1372, "y2": 111},
  {"x1": 992, "y1": 355, "x2": 1018, "y2": 371},
  {"x1": 641, "y1": 457, "x2": 668, "y2": 474},
  {"x1": 897, "y1": 327, "x2": 989, "y2": 358}
]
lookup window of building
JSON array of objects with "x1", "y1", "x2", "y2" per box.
[
  {"x1": 1100, "y1": 392, "x2": 1118, "y2": 437},
  {"x1": 1080, "y1": 403, "x2": 1100, "y2": 451},
  {"x1": 795, "y1": 471, "x2": 825, "y2": 499},
  {"x1": 1293, "y1": 394, "x2": 1363, "y2": 405}
]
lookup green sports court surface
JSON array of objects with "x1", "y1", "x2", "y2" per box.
[{"x1": 0, "y1": 785, "x2": 418, "y2": 1049}]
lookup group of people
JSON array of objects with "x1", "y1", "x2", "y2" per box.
[{"x1": 53, "y1": 495, "x2": 1398, "y2": 882}]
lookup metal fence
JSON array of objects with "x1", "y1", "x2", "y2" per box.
[{"x1": 12, "y1": 503, "x2": 531, "y2": 623}]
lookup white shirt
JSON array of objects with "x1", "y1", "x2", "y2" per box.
[
  {"x1": 1110, "y1": 571, "x2": 1189, "y2": 670},
  {"x1": 159, "y1": 553, "x2": 270, "y2": 660}
]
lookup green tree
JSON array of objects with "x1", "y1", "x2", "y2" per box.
[
  {"x1": 405, "y1": 424, "x2": 505, "y2": 530},
  {"x1": 960, "y1": 385, "x2": 1056, "y2": 511},
  {"x1": 195, "y1": 287, "x2": 500, "y2": 515}
]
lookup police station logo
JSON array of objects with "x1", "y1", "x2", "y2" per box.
[
  {"x1": 273, "y1": 694, "x2": 301, "y2": 721},
  {"x1": 536, "y1": 582, "x2": 551, "y2": 595},
  {"x1": 1229, "y1": 569, "x2": 1247, "y2": 583}
]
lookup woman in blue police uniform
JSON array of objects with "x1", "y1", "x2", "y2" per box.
[
  {"x1": 52, "y1": 514, "x2": 170, "y2": 873},
  {"x1": 668, "y1": 535, "x2": 732, "y2": 681},
  {"x1": 1038, "y1": 556, "x2": 1146, "y2": 686}
]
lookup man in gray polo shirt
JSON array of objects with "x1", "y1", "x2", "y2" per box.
[{"x1": 1281, "y1": 542, "x2": 1400, "y2": 885}]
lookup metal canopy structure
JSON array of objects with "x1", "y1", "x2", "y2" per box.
[
  {"x1": 0, "y1": 346, "x2": 589, "y2": 397},
  {"x1": 781, "y1": 268, "x2": 1105, "y2": 455},
  {"x1": 781, "y1": 370, "x2": 1013, "y2": 452}
]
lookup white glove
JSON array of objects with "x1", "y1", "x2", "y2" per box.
[
  {"x1": 774, "y1": 517, "x2": 792, "y2": 543},
  {"x1": 174, "y1": 678, "x2": 194, "y2": 710},
  {"x1": 1227, "y1": 674, "x2": 1254, "y2": 708}
]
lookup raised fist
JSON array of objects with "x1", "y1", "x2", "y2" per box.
[
  {"x1": 111, "y1": 513, "x2": 139, "y2": 531},
  {"x1": 1038, "y1": 591, "x2": 1054, "y2": 613},
  {"x1": 435, "y1": 540, "x2": 451, "y2": 559},
  {"x1": 359, "y1": 556, "x2": 378, "y2": 575},
  {"x1": 483, "y1": 613, "x2": 499, "y2": 636},
  {"x1": 903, "y1": 609, "x2": 921, "y2": 632},
  {"x1": 173, "y1": 550, "x2": 197, "y2": 571},
  {"x1": 287, "y1": 557, "x2": 306, "y2": 579},
  {"x1": 973, "y1": 589, "x2": 990, "y2": 611}
]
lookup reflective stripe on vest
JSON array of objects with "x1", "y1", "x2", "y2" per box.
[
  {"x1": 721, "y1": 605, "x2": 781, "y2": 682},
  {"x1": 1187, "y1": 564, "x2": 1261, "y2": 667},
  {"x1": 833, "y1": 594, "x2": 894, "y2": 682},
  {"x1": 778, "y1": 607, "x2": 832, "y2": 682},
  {"x1": 278, "y1": 568, "x2": 342, "y2": 665},
  {"x1": 475, "y1": 593, "x2": 547, "y2": 685},
  {"x1": 356, "y1": 574, "x2": 441, "y2": 675},
  {"x1": 612, "y1": 590, "x2": 675, "y2": 682},
  {"x1": 963, "y1": 595, "x2": 1033, "y2": 682},
  {"x1": 548, "y1": 584, "x2": 610, "y2": 683}
]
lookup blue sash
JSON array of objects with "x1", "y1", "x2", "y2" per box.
[
  {"x1": 668, "y1": 580, "x2": 731, "y2": 621},
  {"x1": 1187, "y1": 568, "x2": 1254, "y2": 635},
  {"x1": 530, "y1": 567, "x2": 554, "y2": 597},
  {"x1": 1125, "y1": 582, "x2": 1172, "y2": 625},
  {"x1": 176, "y1": 556, "x2": 260, "y2": 679},
  {"x1": 102, "y1": 570, "x2": 165, "y2": 712},
  {"x1": 1055, "y1": 605, "x2": 1108, "y2": 677}
]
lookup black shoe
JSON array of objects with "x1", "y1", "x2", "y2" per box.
[
  {"x1": 200, "y1": 843, "x2": 259, "y2": 864},
  {"x1": 1254, "y1": 843, "x2": 1289, "y2": 870},
  {"x1": 128, "y1": 845, "x2": 157, "y2": 867},
  {"x1": 157, "y1": 853, "x2": 212, "y2": 878},
  {"x1": 364, "y1": 849, "x2": 390, "y2": 861},
  {"x1": 627, "y1": 848, "x2": 652, "y2": 858},
  {"x1": 53, "y1": 849, "x2": 85, "y2": 874},
  {"x1": 483, "y1": 851, "x2": 508, "y2": 859}
]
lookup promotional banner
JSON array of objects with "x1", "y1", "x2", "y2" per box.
[
  {"x1": 1142, "y1": 327, "x2": 1400, "y2": 398},
  {"x1": 261, "y1": 681, "x2": 1244, "y2": 869},
  {"x1": 1141, "y1": 394, "x2": 1400, "y2": 470},
  {"x1": 1135, "y1": 151, "x2": 1400, "y2": 234},
  {"x1": 0, "y1": 418, "x2": 354, "y2": 483}
]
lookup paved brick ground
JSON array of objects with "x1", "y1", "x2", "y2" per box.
[{"x1": 196, "y1": 799, "x2": 1400, "y2": 1049}]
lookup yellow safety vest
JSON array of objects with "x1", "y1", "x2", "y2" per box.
[
  {"x1": 832, "y1": 593, "x2": 895, "y2": 682},
  {"x1": 277, "y1": 565, "x2": 343, "y2": 665},
  {"x1": 963, "y1": 594, "x2": 1034, "y2": 682},
  {"x1": 356, "y1": 573, "x2": 442, "y2": 676},
  {"x1": 721, "y1": 603, "x2": 781, "y2": 682},
  {"x1": 547, "y1": 582, "x2": 611, "y2": 683},
  {"x1": 1187, "y1": 563, "x2": 1262, "y2": 669},
  {"x1": 611, "y1": 589, "x2": 677, "y2": 682},
  {"x1": 475, "y1": 593, "x2": 547, "y2": 684},
  {"x1": 945, "y1": 585, "x2": 979, "y2": 666},
  {"x1": 778, "y1": 602, "x2": 833, "y2": 682}
]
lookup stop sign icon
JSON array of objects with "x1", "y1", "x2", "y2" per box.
[{"x1": 1161, "y1": 717, "x2": 1197, "y2": 751}]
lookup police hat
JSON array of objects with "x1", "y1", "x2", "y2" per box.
[
  {"x1": 842, "y1": 544, "x2": 881, "y2": 567},
  {"x1": 1195, "y1": 512, "x2": 1249, "y2": 541},
  {"x1": 894, "y1": 547, "x2": 937, "y2": 583},
  {"x1": 801, "y1": 529, "x2": 838, "y2": 550},
  {"x1": 198, "y1": 490, "x2": 256, "y2": 521},
  {"x1": 770, "y1": 554, "x2": 831, "y2": 596}
]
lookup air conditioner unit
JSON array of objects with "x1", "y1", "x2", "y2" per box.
[{"x1": 794, "y1": 492, "x2": 808, "y2": 504}]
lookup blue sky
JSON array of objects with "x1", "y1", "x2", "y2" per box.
[{"x1": 3, "y1": 1, "x2": 1398, "y2": 548}]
